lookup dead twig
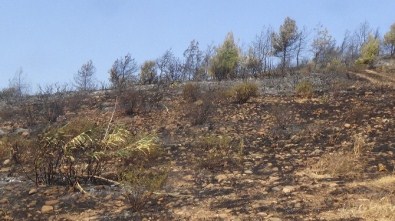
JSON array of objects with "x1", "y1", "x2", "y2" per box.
[
  {"x1": 73, "y1": 181, "x2": 88, "y2": 194},
  {"x1": 104, "y1": 97, "x2": 118, "y2": 141}
]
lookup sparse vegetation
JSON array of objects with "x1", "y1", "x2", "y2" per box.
[
  {"x1": 227, "y1": 81, "x2": 258, "y2": 104},
  {"x1": 312, "y1": 151, "x2": 364, "y2": 178},
  {"x1": 295, "y1": 80, "x2": 314, "y2": 97},
  {"x1": 196, "y1": 134, "x2": 234, "y2": 171},
  {"x1": 187, "y1": 98, "x2": 212, "y2": 125},
  {"x1": 182, "y1": 82, "x2": 201, "y2": 103}
]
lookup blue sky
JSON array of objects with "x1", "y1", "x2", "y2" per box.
[{"x1": 1, "y1": 0, "x2": 394, "y2": 91}]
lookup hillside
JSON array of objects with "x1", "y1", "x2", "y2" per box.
[{"x1": 0, "y1": 70, "x2": 395, "y2": 220}]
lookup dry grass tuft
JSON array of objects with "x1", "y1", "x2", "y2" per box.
[
  {"x1": 227, "y1": 82, "x2": 258, "y2": 104},
  {"x1": 322, "y1": 197, "x2": 395, "y2": 221},
  {"x1": 182, "y1": 83, "x2": 201, "y2": 103},
  {"x1": 295, "y1": 80, "x2": 314, "y2": 98},
  {"x1": 353, "y1": 133, "x2": 366, "y2": 157},
  {"x1": 312, "y1": 151, "x2": 364, "y2": 178},
  {"x1": 351, "y1": 175, "x2": 395, "y2": 191}
]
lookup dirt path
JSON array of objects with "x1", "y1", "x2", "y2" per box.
[{"x1": 348, "y1": 70, "x2": 395, "y2": 87}]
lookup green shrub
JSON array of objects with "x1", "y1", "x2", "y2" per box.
[
  {"x1": 295, "y1": 80, "x2": 314, "y2": 97},
  {"x1": 182, "y1": 83, "x2": 201, "y2": 103},
  {"x1": 227, "y1": 82, "x2": 258, "y2": 104}
]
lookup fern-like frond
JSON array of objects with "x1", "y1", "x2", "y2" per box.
[
  {"x1": 91, "y1": 151, "x2": 106, "y2": 161},
  {"x1": 103, "y1": 128, "x2": 130, "y2": 149},
  {"x1": 125, "y1": 135, "x2": 159, "y2": 155},
  {"x1": 64, "y1": 131, "x2": 93, "y2": 152}
]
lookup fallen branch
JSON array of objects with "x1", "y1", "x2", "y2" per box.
[
  {"x1": 78, "y1": 175, "x2": 122, "y2": 186},
  {"x1": 74, "y1": 181, "x2": 88, "y2": 194},
  {"x1": 152, "y1": 191, "x2": 193, "y2": 197},
  {"x1": 162, "y1": 103, "x2": 169, "y2": 113}
]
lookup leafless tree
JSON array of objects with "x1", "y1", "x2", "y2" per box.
[
  {"x1": 156, "y1": 49, "x2": 182, "y2": 84},
  {"x1": 311, "y1": 24, "x2": 337, "y2": 69},
  {"x1": 295, "y1": 27, "x2": 309, "y2": 68},
  {"x1": 354, "y1": 21, "x2": 372, "y2": 50},
  {"x1": 183, "y1": 40, "x2": 204, "y2": 81},
  {"x1": 202, "y1": 43, "x2": 215, "y2": 80},
  {"x1": 74, "y1": 60, "x2": 96, "y2": 91},
  {"x1": 109, "y1": 53, "x2": 138, "y2": 90},
  {"x1": 339, "y1": 30, "x2": 359, "y2": 66},
  {"x1": 384, "y1": 23, "x2": 395, "y2": 57},
  {"x1": 252, "y1": 26, "x2": 273, "y2": 75},
  {"x1": 9, "y1": 67, "x2": 30, "y2": 98}
]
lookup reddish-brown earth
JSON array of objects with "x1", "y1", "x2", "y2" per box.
[{"x1": 0, "y1": 71, "x2": 394, "y2": 220}]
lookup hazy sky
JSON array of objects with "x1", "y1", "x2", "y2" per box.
[{"x1": 1, "y1": 0, "x2": 394, "y2": 91}]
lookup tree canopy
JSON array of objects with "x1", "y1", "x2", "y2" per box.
[
  {"x1": 271, "y1": 17, "x2": 300, "y2": 73},
  {"x1": 384, "y1": 23, "x2": 395, "y2": 57},
  {"x1": 210, "y1": 32, "x2": 240, "y2": 80},
  {"x1": 356, "y1": 35, "x2": 380, "y2": 66}
]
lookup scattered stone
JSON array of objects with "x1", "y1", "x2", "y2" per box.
[
  {"x1": 15, "y1": 128, "x2": 29, "y2": 135},
  {"x1": 205, "y1": 183, "x2": 214, "y2": 189},
  {"x1": 344, "y1": 123, "x2": 351, "y2": 128},
  {"x1": 271, "y1": 186, "x2": 281, "y2": 192},
  {"x1": 0, "y1": 198, "x2": 8, "y2": 204},
  {"x1": 114, "y1": 201, "x2": 123, "y2": 207},
  {"x1": 378, "y1": 163, "x2": 388, "y2": 172},
  {"x1": 294, "y1": 202, "x2": 302, "y2": 208},
  {"x1": 28, "y1": 188, "x2": 38, "y2": 195},
  {"x1": 41, "y1": 205, "x2": 54, "y2": 214},
  {"x1": 3, "y1": 159, "x2": 11, "y2": 166},
  {"x1": 268, "y1": 176, "x2": 280, "y2": 182},
  {"x1": 0, "y1": 129, "x2": 6, "y2": 136},
  {"x1": 311, "y1": 149, "x2": 323, "y2": 155},
  {"x1": 282, "y1": 186, "x2": 296, "y2": 194},
  {"x1": 28, "y1": 200, "x2": 37, "y2": 207},
  {"x1": 45, "y1": 199, "x2": 59, "y2": 206},
  {"x1": 244, "y1": 170, "x2": 253, "y2": 174},
  {"x1": 257, "y1": 212, "x2": 268, "y2": 216},
  {"x1": 215, "y1": 174, "x2": 227, "y2": 183}
]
